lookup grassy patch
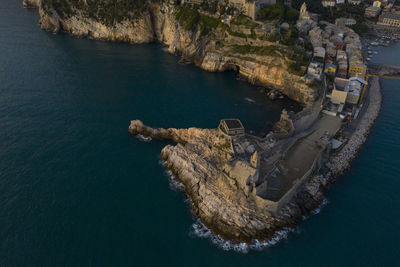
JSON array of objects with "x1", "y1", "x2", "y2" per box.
[{"x1": 232, "y1": 14, "x2": 259, "y2": 28}]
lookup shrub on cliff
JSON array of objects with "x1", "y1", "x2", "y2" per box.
[
  {"x1": 230, "y1": 45, "x2": 280, "y2": 57},
  {"x1": 175, "y1": 6, "x2": 220, "y2": 36},
  {"x1": 232, "y1": 15, "x2": 258, "y2": 29},
  {"x1": 43, "y1": 0, "x2": 149, "y2": 26}
]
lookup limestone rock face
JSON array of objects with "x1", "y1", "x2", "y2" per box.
[
  {"x1": 39, "y1": 7, "x2": 60, "y2": 33},
  {"x1": 29, "y1": 1, "x2": 316, "y2": 105},
  {"x1": 273, "y1": 109, "x2": 295, "y2": 134},
  {"x1": 23, "y1": 0, "x2": 40, "y2": 8},
  {"x1": 129, "y1": 120, "x2": 292, "y2": 242}
]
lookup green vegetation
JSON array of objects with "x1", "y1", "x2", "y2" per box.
[
  {"x1": 281, "y1": 26, "x2": 299, "y2": 46},
  {"x1": 306, "y1": 80, "x2": 323, "y2": 88},
  {"x1": 228, "y1": 29, "x2": 248, "y2": 38},
  {"x1": 175, "y1": 5, "x2": 220, "y2": 36},
  {"x1": 350, "y1": 23, "x2": 369, "y2": 35},
  {"x1": 287, "y1": 48, "x2": 310, "y2": 76},
  {"x1": 257, "y1": 4, "x2": 285, "y2": 20},
  {"x1": 267, "y1": 33, "x2": 280, "y2": 42},
  {"x1": 230, "y1": 45, "x2": 281, "y2": 56},
  {"x1": 43, "y1": 0, "x2": 148, "y2": 25},
  {"x1": 232, "y1": 14, "x2": 259, "y2": 28},
  {"x1": 288, "y1": 62, "x2": 304, "y2": 76},
  {"x1": 257, "y1": 4, "x2": 299, "y2": 24}
]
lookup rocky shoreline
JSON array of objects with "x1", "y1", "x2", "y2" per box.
[
  {"x1": 22, "y1": 0, "x2": 316, "y2": 105},
  {"x1": 282, "y1": 77, "x2": 382, "y2": 220},
  {"x1": 327, "y1": 77, "x2": 381, "y2": 175},
  {"x1": 128, "y1": 77, "x2": 382, "y2": 243},
  {"x1": 23, "y1": 0, "x2": 384, "y2": 245}
]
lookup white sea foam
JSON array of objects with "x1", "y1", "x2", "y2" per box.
[
  {"x1": 244, "y1": 97, "x2": 255, "y2": 103},
  {"x1": 166, "y1": 170, "x2": 185, "y2": 191},
  {"x1": 158, "y1": 160, "x2": 185, "y2": 192},
  {"x1": 190, "y1": 219, "x2": 294, "y2": 253},
  {"x1": 310, "y1": 197, "x2": 329, "y2": 216},
  {"x1": 302, "y1": 197, "x2": 329, "y2": 221},
  {"x1": 136, "y1": 134, "x2": 152, "y2": 142},
  {"x1": 158, "y1": 161, "x2": 329, "y2": 252}
]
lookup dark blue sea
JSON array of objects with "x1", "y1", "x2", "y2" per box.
[{"x1": 0, "y1": 1, "x2": 399, "y2": 266}]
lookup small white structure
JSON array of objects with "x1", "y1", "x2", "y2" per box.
[
  {"x1": 307, "y1": 62, "x2": 323, "y2": 80},
  {"x1": 336, "y1": 50, "x2": 347, "y2": 61},
  {"x1": 348, "y1": 0, "x2": 361, "y2": 5},
  {"x1": 322, "y1": 0, "x2": 336, "y2": 7}
]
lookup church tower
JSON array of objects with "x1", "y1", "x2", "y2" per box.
[{"x1": 299, "y1": 2, "x2": 310, "y2": 20}]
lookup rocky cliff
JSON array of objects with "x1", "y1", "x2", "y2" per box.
[
  {"x1": 22, "y1": 0, "x2": 40, "y2": 8},
  {"x1": 25, "y1": 0, "x2": 315, "y2": 105},
  {"x1": 129, "y1": 120, "x2": 295, "y2": 242}
]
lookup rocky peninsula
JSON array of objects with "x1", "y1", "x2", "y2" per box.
[
  {"x1": 128, "y1": 74, "x2": 381, "y2": 242},
  {"x1": 24, "y1": 0, "x2": 386, "y2": 244}
]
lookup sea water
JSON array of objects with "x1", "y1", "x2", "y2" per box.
[{"x1": 0, "y1": 0, "x2": 399, "y2": 265}]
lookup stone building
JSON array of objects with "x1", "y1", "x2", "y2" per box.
[
  {"x1": 378, "y1": 12, "x2": 400, "y2": 27},
  {"x1": 331, "y1": 77, "x2": 365, "y2": 105},
  {"x1": 322, "y1": 0, "x2": 336, "y2": 8},
  {"x1": 348, "y1": 0, "x2": 361, "y2": 5},
  {"x1": 335, "y1": 18, "x2": 357, "y2": 27},
  {"x1": 219, "y1": 119, "x2": 245, "y2": 136},
  {"x1": 365, "y1": 6, "x2": 382, "y2": 18},
  {"x1": 299, "y1": 2, "x2": 311, "y2": 20},
  {"x1": 349, "y1": 62, "x2": 367, "y2": 78}
]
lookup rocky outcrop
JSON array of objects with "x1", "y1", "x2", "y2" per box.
[
  {"x1": 128, "y1": 75, "x2": 382, "y2": 243},
  {"x1": 129, "y1": 120, "x2": 293, "y2": 242},
  {"x1": 26, "y1": 0, "x2": 315, "y2": 105},
  {"x1": 22, "y1": 0, "x2": 40, "y2": 8},
  {"x1": 273, "y1": 109, "x2": 295, "y2": 134}
]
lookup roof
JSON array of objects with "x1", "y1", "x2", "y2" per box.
[
  {"x1": 325, "y1": 63, "x2": 337, "y2": 69},
  {"x1": 222, "y1": 119, "x2": 244, "y2": 130},
  {"x1": 380, "y1": 12, "x2": 400, "y2": 20},
  {"x1": 349, "y1": 76, "x2": 366, "y2": 84},
  {"x1": 349, "y1": 62, "x2": 366, "y2": 68},
  {"x1": 366, "y1": 6, "x2": 381, "y2": 11}
]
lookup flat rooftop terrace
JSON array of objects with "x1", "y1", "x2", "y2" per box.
[{"x1": 223, "y1": 119, "x2": 244, "y2": 129}]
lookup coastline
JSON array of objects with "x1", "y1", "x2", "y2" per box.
[
  {"x1": 22, "y1": 0, "x2": 316, "y2": 106},
  {"x1": 327, "y1": 77, "x2": 381, "y2": 176},
  {"x1": 24, "y1": 0, "x2": 385, "y2": 246},
  {"x1": 128, "y1": 74, "x2": 382, "y2": 244}
]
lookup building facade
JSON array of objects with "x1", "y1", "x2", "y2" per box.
[
  {"x1": 322, "y1": 0, "x2": 336, "y2": 7},
  {"x1": 349, "y1": 62, "x2": 367, "y2": 78},
  {"x1": 219, "y1": 119, "x2": 245, "y2": 136},
  {"x1": 378, "y1": 12, "x2": 400, "y2": 27},
  {"x1": 365, "y1": 6, "x2": 382, "y2": 18}
]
